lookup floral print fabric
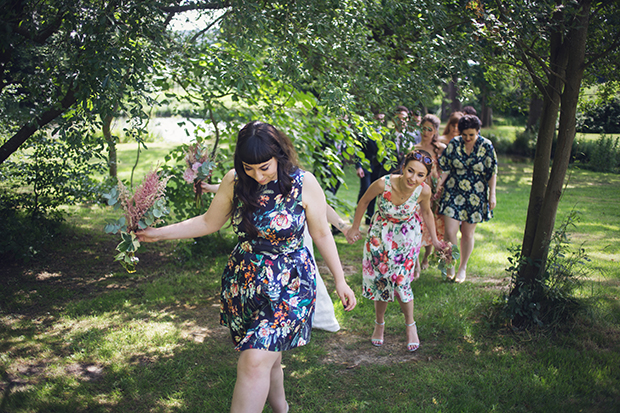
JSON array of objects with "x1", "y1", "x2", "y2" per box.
[
  {"x1": 438, "y1": 136, "x2": 498, "y2": 224},
  {"x1": 220, "y1": 169, "x2": 316, "y2": 351},
  {"x1": 421, "y1": 160, "x2": 445, "y2": 247},
  {"x1": 362, "y1": 176, "x2": 423, "y2": 303}
]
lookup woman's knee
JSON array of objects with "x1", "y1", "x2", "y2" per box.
[{"x1": 238, "y1": 350, "x2": 280, "y2": 378}]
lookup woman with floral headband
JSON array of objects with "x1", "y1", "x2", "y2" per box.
[
  {"x1": 346, "y1": 150, "x2": 443, "y2": 352},
  {"x1": 138, "y1": 121, "x2": 356, "y2": 413},
  {"x1": 436, "y1": 114, "x2": 498, "y2": 283}
]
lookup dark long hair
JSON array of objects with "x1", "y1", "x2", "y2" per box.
[{"x1": 233, "y1": 121, "x2": 299, "y2": 238}]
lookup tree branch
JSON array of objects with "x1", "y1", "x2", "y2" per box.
[
  {"x1": 585, "y1": 34, "x2": 620, "y2": 69},
  {"x1": 0, "y1": 87, "x2": 78, "y2": 164},
  {"x1": 189, "y1": 11, "x2": 228, "y2": 43},
  {"x1": 159, "y1": 1, "x2": 230, "y2": 13}
]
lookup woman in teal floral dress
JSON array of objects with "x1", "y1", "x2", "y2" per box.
[
  {"x1": 347, "y1": 151, "x2": 443, "y2": 352},
  {"x1": 138, "y1": 121, "x2": 356, "y2": 413},
  {"x1": 436, "y1": 114, "x2": 498, "y2": 283}
]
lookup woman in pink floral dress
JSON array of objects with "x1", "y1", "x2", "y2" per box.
[{"x1": 347, "y1": 150, "x2": 443, "y2": 352}]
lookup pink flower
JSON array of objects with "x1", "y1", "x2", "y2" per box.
[
  {"x1": 183, "y1": 168, "x2": 198, "y2": 184},
  {"x1": 378, "y1": 262, "x2": 389, "y2": 274},
  {"x1": 119, "y1": 169, "x2": 170, "y2": 232},
  {"x1": 269, "y1": 211, "x2": 293, "y2": 231},
  {"x1": 192, "y1": 162, "x2": 202, "y2": 172}
]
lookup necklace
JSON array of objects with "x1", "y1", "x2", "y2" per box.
[{"x1": 395, "y1": 177, "x2": 414, "y2": 201}]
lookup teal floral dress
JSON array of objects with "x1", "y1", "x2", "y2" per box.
[
  {"x1": 362, "y1": 176, "x2": 424, "y2": 303},
  {"x1": 220, "y1": 169, "x2": 316, "y2": 351},
  {"x1": 438, "y1": 136, "x2": 498, "y2": 224}
]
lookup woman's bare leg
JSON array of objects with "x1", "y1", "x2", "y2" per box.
[
  {"x1": 396, "y1": 297, "x2": 419, "y2": 349},
  {"x1": 443, "y1": 216, "x2": 460, "y2": 280},
  {"x1": 231, "y1": 349, "x2": 287, "y2": 413},
  {"x1": 455, "y1": 222, "x2": 477, "y2": 283},
  {"x1": 421, "y1": 246, "x2": 432, "y2": 270},
  {"x1": 266, "y1": 353, "x2": 288, "y2": 413},
  {"x1": 372, "y1": 301, "x2": 388, "y2": 344}
]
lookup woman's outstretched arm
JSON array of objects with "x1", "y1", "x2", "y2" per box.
[
  {"x1": 345, "y1": 178, "x2": 385, "y2": 244},
  {"x1": 137, "y1": 169, "x2": 235, "y2": 242}
]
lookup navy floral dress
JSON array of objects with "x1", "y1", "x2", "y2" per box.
[
  {"x1": 220, "y1": 169, "x2": 316, "y2": 351},
  {"x1": 438, "y1": 136, "x2": 498, "y2": 224}
]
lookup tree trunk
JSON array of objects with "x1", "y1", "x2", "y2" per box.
[
  {"x1": 526, "y1": 0, "x2": 591, "y2": 272},
  {"x1": 102, "y1": 114, "x2": 117, "y2": 179},
  {"x1": 449, "y1": 78, "x2": 461, "y2": 114},
  {"x1": 526, "y1": 95, "x2": 543, "y2": 132},
  {"x1": 514, "y1": 0, "x2": 592, "y2": 293},
  {"x1": 441, "y1": 83, "x2": 450, "y2": 121}
]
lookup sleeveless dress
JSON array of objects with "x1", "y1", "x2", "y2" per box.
[
  {"x1": 362, "y1": 176, "x2": 424, "y2": 303},
  {"x1": 438, "y1": 136, "x2": 498, "y2": 223},
  {"x1": 220, "y1": 169, "x2": 316, "y2": 351}
]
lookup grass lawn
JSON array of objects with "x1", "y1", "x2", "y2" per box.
[{"x1": 1, "y1": 142, "x2": 619, "y2": 412}]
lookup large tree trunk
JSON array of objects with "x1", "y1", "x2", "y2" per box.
[
  {"x1": 513, "y1": 0, "x2": 591, "y2": 297},
  {"x1": 526, "y1": 0, "x2": 590, "y2": 272},
  {"x1": 441, "y1": 79, "x2": 461, "y2": 121}
]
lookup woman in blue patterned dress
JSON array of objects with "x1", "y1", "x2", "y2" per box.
[
  {"x1": 137, "y1": 121, "x2": 356, "y2": 413},
  {"x1": 346, "y1": 151, "x2": 443, "y2": 352},
  {"x1": 436, "y1": 114, "x2": 498, "y2": 283}
]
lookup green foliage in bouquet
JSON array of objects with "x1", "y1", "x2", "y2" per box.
[
  {"x1": 429, "y1": 242, "x2": 460, "y2": 279},
  {"x1": 103, "y1": 169, "x2": 171, "y2": 272}
]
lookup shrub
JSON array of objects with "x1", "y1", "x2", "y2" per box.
[
  {"x1": 572, "y1": 135, "x2": 620, "y2": 173},
  {"x1": 576, "y1": 98, "x2": 620, "y2": 134},
  {"x1": 0, "y1": 194, "x2": 64, "y2": 263},
  {"x1": 501, "y1": 211, "x2": 589, "y2": 329},
  {"x1": 484, "y1": 132, "x2": 512, "y2": 155},
  {"x1": 511, "y1": 129, "x2": 537, "y2": 158}
]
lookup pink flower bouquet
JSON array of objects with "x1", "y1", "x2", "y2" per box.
[
  {"x1": 182, "y1": 142, "x2": 216, "y2": 207},
  {"x1": 430, "y1": 241, "x2": 460, "y2": 279},
  {"x1": 103, "y1": 169, "x2": 171, "y2": 273}
]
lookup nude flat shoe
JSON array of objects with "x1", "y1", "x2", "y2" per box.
[{"x1": 454, "y1": 270, "x2": 466, "y2": 283}]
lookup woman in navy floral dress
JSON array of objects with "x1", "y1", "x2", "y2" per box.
[
  {"x1": 138, "y1": 121, "x2": 356, "y2": 413},
  {"x1": 436, "y1": 114, "x2": 498, "y2": 283}
]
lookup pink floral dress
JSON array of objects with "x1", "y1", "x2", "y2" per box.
[{"x1": 362, "y1": 176, "x2": 423, "y2": 303}]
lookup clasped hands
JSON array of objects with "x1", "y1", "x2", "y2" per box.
[{"x1": 346, "y1": 228, "x2": 362, "y2": 244}]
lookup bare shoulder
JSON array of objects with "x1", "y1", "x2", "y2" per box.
[
  {"x1": 420, "y1": 182, "x2": 432, "y2": 197},
  {"x1": 301, "y1": 170, "x2": 319, "y2": 186},
  {"x1": 372, "y1": 175, "x2": 387, "y2": 190},
  {"x1": 216, "y1": 169, "x2": 236, "y2": 198},
  {"x1": 301, "y1": 170, "x2": 325, "y2": 209}
]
